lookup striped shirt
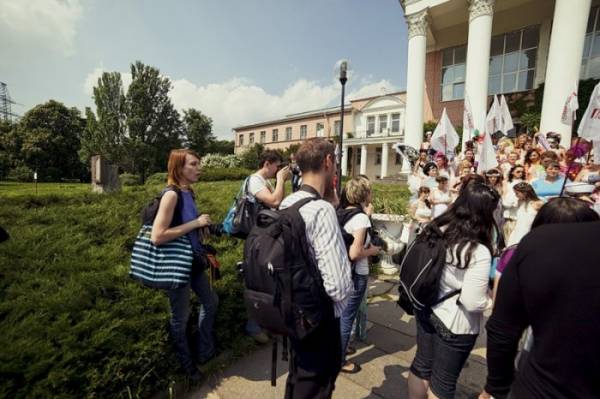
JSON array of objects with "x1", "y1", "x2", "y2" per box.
[{"x1": 280, "y1": 190, "x2": 353, "y2": 317}]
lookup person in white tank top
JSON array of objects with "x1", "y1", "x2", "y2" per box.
[
  {"x1": 431, "y1": 176, "x2": 452, "y2": 219},
  {"x1": 507, "y1": 182, "x2": 544, "y2": 247}
]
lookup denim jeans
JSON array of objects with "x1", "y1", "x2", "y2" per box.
[
  {"x1": 245, "y1": 318, "x2": 263, "y2": 336},
  {"x1": 167, "y1": 267, "x2": 218, "y2": 372},
  {"x1": 410, "y1": 313, "x2": 477, "y2": 399},
  {"x1": 340, "y1": 273, "x2": 368, "y2": 364},
  {"x1": 353, "y1": 287, "x2": 369, "y2": 342}
]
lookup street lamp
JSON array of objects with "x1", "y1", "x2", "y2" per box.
[{"x1": 336, "y1": 59, "x2": 348, "y2": 194}]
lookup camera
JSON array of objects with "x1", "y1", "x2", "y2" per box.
[
  {"x1": 207, "y1": 223, "x2": 224, "y2": 237},
  {"x1": 369, "y1": 229, "x2": 387, "y2": 265}
]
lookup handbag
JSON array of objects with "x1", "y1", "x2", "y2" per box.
[
  {"x1": 222, "y1": 177, "x2": 259, "y2": 239},
  {"x1": 130, "y1": 225, "x2": 193, "y2": 289}
]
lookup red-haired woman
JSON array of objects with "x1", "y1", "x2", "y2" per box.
[{"x1": 151, "y1": 149, "x2": 218, "y2": 381}]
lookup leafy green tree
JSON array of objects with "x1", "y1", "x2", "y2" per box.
[
  {"x1": 206, "y1": 139, "x2": 235, "y2": 155},
  {"x1": 239, "y1": 143, "x2": 265, "y2": 170},
  {"x1": 17, "y1": 100, "x2": 85, "y2": 181},
  {"x1": 182, "y1": 108, "x2": 214, "y2": 155},
  {"x1": 79, "y1": 72, "x2": 127, "y2": 166},
  {"x1": 125, "y1": 61, "x2": 183, "y2": 182}
]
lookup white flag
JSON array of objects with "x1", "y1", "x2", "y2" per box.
[
  {"x1": 463, "y1": 93, "x2": 475, "y2": 150},
  {"x1": 500, "y1": 95, "x2": 514, "y2": 135},
  {"x1": 485, "y1": 95, "x2": 501, "y2": 136},
  {"x1": 578, "y1": 82, "x2": 600, "y2": 140},
  {"x1": 477, "y1": 129, "x2": 499, "y2": 173},
  {"x1": 561, "y1": 86, "x2": 579, "y2": 126},
  {"x1": 431, "y1": 108, "x2": 460, "y2": 158}
]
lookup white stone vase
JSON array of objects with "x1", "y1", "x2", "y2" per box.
[{"x1": 370, "y1": 213, "x2": 409, "y2": 275}]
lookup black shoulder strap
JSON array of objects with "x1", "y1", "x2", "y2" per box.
[
  {"x1": 299, "y1": 184, "x2": 321, "y2": 199},
  {"x1": 337, "y1": 207, "x2": 365, "y2": 227}
]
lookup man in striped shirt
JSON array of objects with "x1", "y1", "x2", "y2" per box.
[{"x1": 279, "y1": 138, "x2": 353, "y2": 399}]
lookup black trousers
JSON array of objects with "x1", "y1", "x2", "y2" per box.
[{"x1": 284, "y1": 316, "x2": 342, "y2": 399}]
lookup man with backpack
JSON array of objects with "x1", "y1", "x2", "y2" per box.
[{"x1": 243, "y1": 138, "x2": 353, "y2": 398}]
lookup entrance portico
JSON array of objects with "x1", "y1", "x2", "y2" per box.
[{"x1": 341, "y1": 138, "x2": 404, "y2": 180}]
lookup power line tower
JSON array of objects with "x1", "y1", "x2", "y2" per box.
[{"x1": 0, "y1": 81, "x2": 20, "y2": 122}]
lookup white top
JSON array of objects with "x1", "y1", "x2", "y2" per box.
[
  {"x1": 502, "y1": 180, "x2": 522, "y2": 220},
  {"x1": 433, "y1": 244, "x2": 492, "y2": 335},
  {"x1": 247, "y1": 173, "x2": 274, "y2": 201},
  {"x1": 507, "y1": 202, "x2": 538, "y2": 246},
  {"x1": 280, "y1": 190, "x2": 353, "y2": 317},
  {"x1": 431, "y1": 189, "x2": 451, "y2": 218},
  {"x1": 343, "y1": 212, "x2": 371, "y2": 276},
  {"x1": 414, "y1": 201, "x2": 432, "y2": 220}
]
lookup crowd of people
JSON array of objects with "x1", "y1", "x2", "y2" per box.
[{"x1": 145, "y1": 131, "x2": 599, "y2": 398}]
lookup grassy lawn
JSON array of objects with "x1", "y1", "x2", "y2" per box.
[{"x1": 0, "y1": 179, "x2": 409, "y2": 398}]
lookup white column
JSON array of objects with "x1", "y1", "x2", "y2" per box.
[
  {"x1": 465, "y1": 0, "x2": 495, "y2": 131},
  {"x1": 360, "y1": 144, "x2": 368, "y2": 176},
  {"x1": 341, "y1": 144, "x2": 348, "y2": 176},
  {"x1": 380, "y1": 143, "x2": 389, "y2": 178},
  {"x1": 404, "y1": 10, "x2": 428, "y2": 149},
  {"x1": 539, "y1": 0, "x2": 591, "y2": 146}
]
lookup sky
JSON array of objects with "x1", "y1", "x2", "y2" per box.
[{"x1": 0, "y1": 0, "x2": 409, "y2": 139}]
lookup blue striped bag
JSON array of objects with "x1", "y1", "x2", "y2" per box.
[{"x1": 130, "y1": 224, "x2": 194, "y2": 289}]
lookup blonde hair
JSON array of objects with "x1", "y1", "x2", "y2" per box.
[
  {"x1": 167, "y1": 149, "x2": 201, "y2": 188},
  {"x1": 344, "y1": 176, "x2": 371, "y2": 206}
]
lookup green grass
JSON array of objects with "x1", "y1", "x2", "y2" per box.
[{"x1": 0, "y1": 179, "x2": 409, "y2": 398}]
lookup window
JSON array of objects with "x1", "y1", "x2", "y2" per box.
[
  {"x1": 316, "y1": 123, "x2": 324, "y2": 137},
  {"x1": 285, "y1": 127, "x2": 292, "y2": 141},
  {"x1": 272, "y1": 129, "x2": 278, "y2": 142},
  {"x1": 334, "y1": 120, "x2": 341, "y2": 136},
  {"x1": 391, "y1": 113, "x2": 401, "y2": 133},
  {"x1": 260, "y1": 131, "x2": 266, "y2": 143},
  {"x1": 239, "y1": 134, "x2": 244, "y2": 146},
  {"x1": 441, "y1": 45, "x2": 466, "y2": 101},
  {"x1": 582, "y1": 7, "x2": 600, "y2": 79},
  {"x1": 367, "y1": 116, "x2": 375, "y2": 136},
  {"x1": 249, "y1": 132, "x2": 254, "y2": 144},
  {"x1": 378, "y1": 114, "x2": 388, "y2": 133},
  {"x1": 488, "y1": 25, "x2": 539, "y2": 94},
  {"x1": 300, "y1": 125, "x2": 307, "y2": 139},
  {"x1": 375, "y1": 148, "x2": 382, "y2": 165},
  {"x1": 395, "y1": 152, "x2": 402, "y2": 165}
]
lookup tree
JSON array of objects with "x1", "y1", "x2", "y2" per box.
[
  {"x1": 183, "y1": 108, "x2": 214, "y2": 155},
  {"x1": 125, "y1": 61, "x2": 183, "y2": 182},
  {"x1": 17, "y1": 100, "x2": 85, "y2": 181},
  {"x1": 239, "y1": 143, "x2": 265, "y2": 169},
  {"x1": 79, "y1": 72, "x2": 127, "y2": 166},
  {"x1": 206, "y1": 139, "x2": 234, "y2": 155}
]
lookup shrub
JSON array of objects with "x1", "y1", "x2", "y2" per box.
[
  {"x1": 119, "y1": 173, "x2": 141, "y2": 186},
  {"x1": 7, "y1": 165, "x2": 34, "y2": 182},
  {"x1": 201, "y1": 153, "x2": 241, "y2": 169},
  {"x1": 238, "y1": 144, "x2": 264, "y2": 170},
  {"x1": 145, "y1": 169, "x2": 253, "y2": 186}
]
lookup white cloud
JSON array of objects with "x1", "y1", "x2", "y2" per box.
[
  {"x1": 0, "y1": 0, "x2": 83, "y2": 55},
  {"x1": 82, "y1": 67, "x2": 399, "y2": 139}
]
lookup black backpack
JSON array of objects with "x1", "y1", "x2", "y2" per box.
[
  {"x1": 336, "y1": 207, "x2": 367, "y2": 255},
  {"x1": 140, "y1": 185, "x2": 184, "y2": 227},
  {"x1": 397, "y1": 224, "x2": 460, "y2": 315},
  {"x1": 242, "y1": 193, "x2": 333, "y2": 341}
]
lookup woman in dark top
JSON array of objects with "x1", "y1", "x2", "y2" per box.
[
  {"x1": 152, "y1": 149, "x2": 219, "y2": 381},
  {"x1": 481, "y1": 198, "x2": 600, "y2": 398}
]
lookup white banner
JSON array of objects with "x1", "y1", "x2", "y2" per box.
[
  {"x1": 431, "y1": 108, "x2": 460, "y2": 158},
  {"x1": 578, "y1": 82, "x2": 600, "y2": 140}
]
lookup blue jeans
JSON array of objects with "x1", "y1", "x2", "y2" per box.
[
  {"x1": 167, "y1": 267, "x2": 218, "y2": 372},
  {"x1": 410, "y1": 313, "x2": 477, "y2": 399},
  {"x1": 340, "y1": 273, "x2": 368, "y2": 364}
]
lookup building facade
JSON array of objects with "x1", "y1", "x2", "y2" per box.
[
  {"x1": 402, "y1": 0, "x2": 600, "y2": 149},
  {"x1": 233, "y1": 92, "x2": 408, "y2": 180}
]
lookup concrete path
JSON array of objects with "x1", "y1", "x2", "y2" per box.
[{"x1": 190, "y1": 278, "x2": 488, "y2": 399}]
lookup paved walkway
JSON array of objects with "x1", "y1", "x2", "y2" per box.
[{"x1": 190, "y1": 278, "x2": 488, "y2": 399}]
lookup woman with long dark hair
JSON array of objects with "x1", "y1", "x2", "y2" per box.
[
  {"x1": 506, "y1": 182, "x2": 543, "y2": 247},
  {"x1": 502, "y1": 165, "x2": 526, "y2": 240},
  {"x1": 408, "y1": 183, "x2": 500, "y2": 399}
]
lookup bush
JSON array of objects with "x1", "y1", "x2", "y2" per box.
[
  {"x1": 238, "y1": 144, "x2": 265, "y2": 170},
  {"x1": 201, "y1": 153, "x2": 241, "y2": 169},
  {"x1": 119, "y1": 173, "x2": 141, "y2": 186},
  {"x1": 0, "y1": 181, "x2": 252, "y2": 398},
  {"x1": 145, "y1": 168, "x2": 253, "y2": 186},
  {"x1": 7, "y1": 165, "x2": 34, "y2": 182}
]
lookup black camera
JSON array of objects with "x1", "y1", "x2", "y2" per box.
[
  {"x1": 207, "y1": 223, "x2": 223, "y2": 237},
  {"x1": 369, "y1": 229, "x2": 387, "y2": 265}
]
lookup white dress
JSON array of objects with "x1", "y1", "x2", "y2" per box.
[
  {"x1": 507, "y1": 202, "x2": 538, "y2": 246},
  {"x1": 431, "y1": 189, "x2": 451, "y2": 218}
]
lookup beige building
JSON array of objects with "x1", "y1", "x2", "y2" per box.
[{"x1": 233, "y1": 92, "x2": 408, "y2": 180}]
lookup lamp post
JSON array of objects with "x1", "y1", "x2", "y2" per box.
[{"x1": 337, "y1": 60, "x2": 348, "y2": 194}]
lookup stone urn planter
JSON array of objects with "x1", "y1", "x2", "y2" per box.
[{"x1": 371, "y1": 213, "x2": 410, "y2": 275}]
